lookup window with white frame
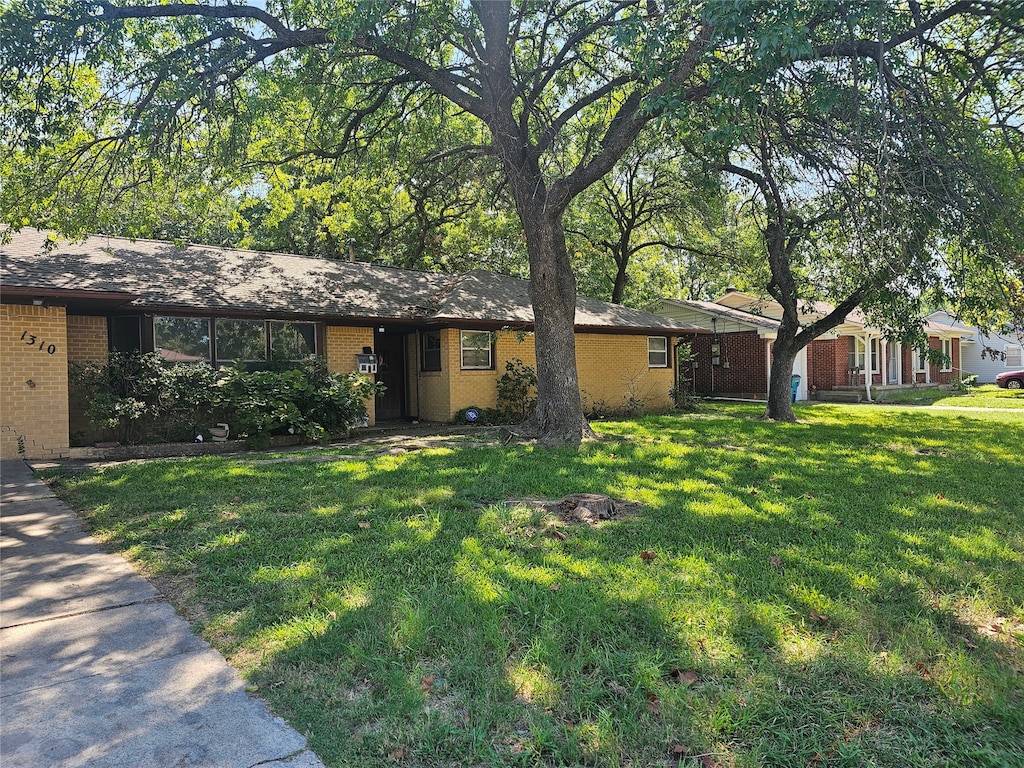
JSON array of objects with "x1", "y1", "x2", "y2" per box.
[
  {"x1": 847, "y1": 337, "x2": 879, "y2": 372},
  {"x1": 1007, "y1": 345, "x2": 1022, "y2": 368},
  {"x1": 915, "y1": 347, "x2": 928, "y2": 373},
  {"x1": 648, "y1": 336, "x2": 669, "y2": 367},
  {"x1": 940, "y1": 338, "x2": 953, "y2": 371},
  {"x1": 460, "y1": 330, "x2": 493, "y2": 369}
]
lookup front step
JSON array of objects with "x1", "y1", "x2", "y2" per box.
[{"x1": 817, "y1": 390, "x2": 863, "y2": 403}]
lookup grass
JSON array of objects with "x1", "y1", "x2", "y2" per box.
[
  {"x1": 877, "y1": 383, "x2": 1024, "y2": 408},
  {"x1": 39, "y1": 403, "x2": 1024, "y2": 768}
]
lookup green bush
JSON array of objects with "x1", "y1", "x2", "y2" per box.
[
  {"x1": 71, "y1": 352, "x2": 173, "y2": 444},
  {"x1": 496, "y1": 358, "x2": 537, "y2": 422},
  {"x1": 215, "y1": 360, "x2": 382, "y2": 447},
  {"x1": 73, "y1": 353, "x2": 381, "y2": 447}
]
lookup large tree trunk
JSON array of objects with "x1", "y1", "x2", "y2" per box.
[
  {"x1": 518, "y1": 204, "x2": 593, "y2": 446},
  {"x1": 764, "y1": 339, "x2": 798, "y2": 421}
]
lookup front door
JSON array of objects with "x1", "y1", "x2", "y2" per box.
[
  {"x1": 888, "y1": 342, "x2": 900, "y2": 384},
  {"x1": 374, "y1": 330, "x2": 406, "y2": 420}
]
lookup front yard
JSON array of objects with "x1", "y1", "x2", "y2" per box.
[
  {"x1": 877, "y1": 383, "x2": 1024, "y2": 408},
  {"x1": 39, "y1": 403, "x2": 1023, "y2": 767}
]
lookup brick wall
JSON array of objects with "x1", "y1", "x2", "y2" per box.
[
  {"x1": 67, "y1": 315, "x2": 109, "y2": 364},
  {"x1": 576, "y1": 333, "x2": 674, "y2": 413},
  {"x1": 1, "y1": 304, "x2": 71, "y2": 459},
  {"x1": 414, "y1": 328, "x2": 674, "y2": 422},
  {"x1": 324, "y1": 325, "x2": 376, "y2": 425},
  {"x1": 902, "y1": 340, "x2": 954, "y2": 384},
  {"x1": 66, "y1": 315, "x2": 110, "y2": 443},
  {"x1": 690, "y1": 331, "x2": 768, "y2": 396},
  {"x1": 809, "y1": 339, "x2": 840, "y2": 391}
]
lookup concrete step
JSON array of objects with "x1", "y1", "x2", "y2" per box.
[{"x1": 817, "y1": 390, "x2": 863, "y2": 403}]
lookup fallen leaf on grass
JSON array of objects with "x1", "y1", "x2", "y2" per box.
[
  {"x1": 387, "y1": 747, "x2": 407, "y2": 760},
  {"x1": 549, "y1": 529, "x2": 567, "y2": 541},
  {"x1": 640, "y1": 550, "x2": 657, "y2": 561},
  {"x1": 420, "y1": 675, "x2": 435, "y2": 692},
  {"x1": 669, "y1": 668, "x2": 699, "y2": 686},
  {"x1": 358, "y1": 522, "x2": 371, "y2": 530},
  {"x1": 646, "y1": 692, "x2": 661, "y2": 715},
  {"x1": 914, "y1": 662, "x2": 932, "y2": 681},
  {"x1": 244, "y1": 684, "x2": 259, "y2": 692},
  {"x1": 671, "y1": 743, "x2": 688, "y2": 757},
  {"x1": 809, "y1": 609, "x2": 829, "y2": 624},
  {"x1": 549, "y1": 583, "x2": 562, "y2": 592},
  {"x1": 769, "y1": 555, "x2": 783, "y2": 569},
  {"x1": 700, "y1": 754, "x2": 725, "y2": 768}
]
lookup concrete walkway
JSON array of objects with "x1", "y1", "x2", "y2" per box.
[{"x1": 0, "y1": 460, "x2": 325, "y2": 768}]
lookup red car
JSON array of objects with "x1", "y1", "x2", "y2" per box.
[{"x1": 995, "y1": 369, "x2": 1024, "y2": 389}]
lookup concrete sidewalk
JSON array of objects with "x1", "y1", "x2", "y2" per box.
[{"x1": 0, "y1": 459, "x2": 325, "y2": 768}]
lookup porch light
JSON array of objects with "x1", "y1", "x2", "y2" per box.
[{"x1": 31, "y1": 297, "x2": 47, "y2": 307}]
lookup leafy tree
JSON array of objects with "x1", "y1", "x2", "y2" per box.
[
  {"x1": 671, "y1": 2, "x2": 1024, "y2": 420},
  {"x1": 3, "y1": 0, "x2": 1020, "y2": 440}
]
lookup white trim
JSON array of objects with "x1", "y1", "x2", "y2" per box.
[
  {"x1": 1006, "y1": 344, "x2": 1022, "y2": 368},
  {"x1": 940, "y1": 338, "x2": 953, "y2": 372},
  {"x1": 460, "y1": 330, "x2": 493, "y2": 370},
  {"x1": 647, "y1": 336, "x2": 669, "y2": 368}
]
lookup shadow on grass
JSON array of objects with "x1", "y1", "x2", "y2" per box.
[{"x1": 44, "y1": 405, "x2": 1024, "y2": 767}]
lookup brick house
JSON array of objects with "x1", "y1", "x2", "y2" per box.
[
  {"x1": 1, "y1": 230, "x2": 700, "y2": 459},
  {"x1": 653, "y1": 291, "x2": 966, "y2": 402}
]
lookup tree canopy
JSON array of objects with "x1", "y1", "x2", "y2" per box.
[{"x1": 2, "y1": 0, "x2": 1022, "y2": 436}]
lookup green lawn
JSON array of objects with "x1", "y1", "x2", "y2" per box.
[
  {"x1": 40, "y1": 404, "x2": 1024, "y2": 768},
  {"x1": 877, "y1": 383, "x2": 1024, "y2": 408}
]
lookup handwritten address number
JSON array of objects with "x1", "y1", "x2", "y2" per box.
[{"x1": 20, "y1": 330, "x2": 57, "y2": 355}]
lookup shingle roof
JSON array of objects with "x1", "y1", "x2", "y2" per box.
[{"x1": 1, "y1": 229, "x2": 697, "y2": 333}]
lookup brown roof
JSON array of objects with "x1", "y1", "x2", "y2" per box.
[{"x1": 1, "y1": 229, "x2": 697, "y2": 334}]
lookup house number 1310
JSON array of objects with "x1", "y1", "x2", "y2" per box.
[{"x1": 20, "y1": 331, "x2": 57, "y2": 355}]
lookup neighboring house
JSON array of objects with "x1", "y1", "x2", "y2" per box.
[
  {"x1": 653, "y1": 290, "x2": 966, "y2": 402},
  {"x1": 2, "y1": 230, "x2": 700, "y2": 459},
  {"x1": 928, "y1": 310, "x2": 1024, "y2": 384}
]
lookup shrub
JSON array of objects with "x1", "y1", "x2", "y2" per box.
[
  {"x1": 215, "y1": 361, "x2": 382, "y2": 447},
  {"x1": 951, "y1": 373, "x2": 978, "y2": 393},
  {"x1": 73, "y1": 353, "x2": 380, "y2": 447},
  {"x1": 71, "y1": 352, "x2": 169, "y2": 444},
  {"x1": 496, "y1": 358, "x2": 537, "y2": 421}
]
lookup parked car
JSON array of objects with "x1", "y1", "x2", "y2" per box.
[{"x1": 995, "y1": 369, "x2": 1024, "y2": 389}]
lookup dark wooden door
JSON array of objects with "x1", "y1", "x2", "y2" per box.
[{"x1": 374, "y1": 331, "x2": 406, "y2": 420}]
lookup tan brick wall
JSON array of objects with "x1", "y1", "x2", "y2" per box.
[
  {"x1": 413, "y1": 329, "x2": 674, "y2": 422},
  {"x1": 324, "y1": 325, "x2": 377, "y2": 425},
  {"x1": 67, "y1": 315, "x2": 109, "y2": 364},
  {"x1": 1, "y1": 304, "x2": 71, "y2": 458},
  {"x1": 66, "y1": 315, "x2": 110, "y2": 443},
  {"x1": 576, "y1": 333, "x2": 674, "y2": 413}
]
